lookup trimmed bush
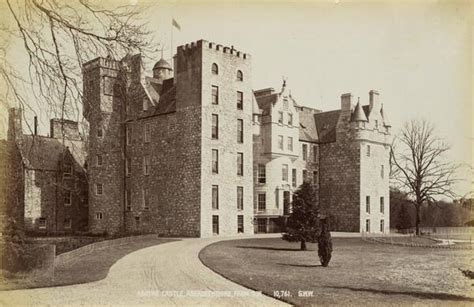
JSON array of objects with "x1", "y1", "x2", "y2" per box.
[{"x1": 318, "y1": 219, "x2": 332, "y2": 267}]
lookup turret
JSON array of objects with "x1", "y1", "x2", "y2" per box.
[{"x1": 152, "y1": 58, "x2": 173, "y2": 82}]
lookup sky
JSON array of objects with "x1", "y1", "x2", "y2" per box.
[{"x1": 1, "y1": 0, "x2": 472, "y2": 196}]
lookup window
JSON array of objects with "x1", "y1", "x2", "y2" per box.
[
  {"x1": 212, "y1": 185, "x2": 219, "y2": 210},
  {"x1": 63, "y1": 164, "x2": 72, "y2": 178},
  {"x1": 212, "y1": 63, "x2": 218, "y2": 75},
  {"x1": 135, "y1": 216, "x2": 141, "y2": 227},
  {"x1": 292, "y1": 168, "x2": 297, "y2": 187},
  {"x1": 212, "y1": 149, "x2": 218, "y2": 174},
  {"x1": 278, "y1": 111, "x2": 283, "y2": 124},
  {"x1": 95, "y1": 212, "x2": 103, "y2": 220},
  {"x1": 303, "y1": 170, "x2": 308, "y2": 182},
  {"x1": 64, "y1": 190, "x2": 72, "y2": 206},
  {"x1": 257, "y1": 164, "x2": 266, "y2": 184},
  {"x1": 143, "y1": 156, "x2": 150, "y2": 175},
  {"x1": 366, "y1": 145, "x2": 371, "y2": 157},
  {"x1": 278, "y1": 135, "x2": 283, "y2": 150},
  {"x1": 380, "y1": 197, "x2": 384, "y2": 214},
  {"x1": 236, "y1": 70, "x2": 243, "y2": 81},
  {"x1": 237, "y1": 91, "x2": 243, "y2": 110},
  {"x1": 380, "y1": 220, "x2": 385, "y2": 232},
  {"x1": 126, "y1": 157, "x2": 131, "y2": 176},
  {"x1": 275, "y1": 190, "x2": 279, "y2": 208},
  {"x1": 237, "y1": 119, "x2": 243, "y2": 143},
  {"x1": 288, "y1": 113, "x2": 293, "y2": 126},
  {"x1": 258, "y1": 193, "x2": 266, "y2": 211},
  {"x1": 97, "y1": 124, "x2": 103, "y2": 138},
  {"x1": 143, "y1": 98, "x2": 148, "y2": 111},
  {"x1": 366, "y1": 196, "x2": 370, "y2": 213},
  {"x1": 64, "y1": 217, "x2": 72, "y2": 229},
  {"x1": 375, "y1": 120, "x2": 379, "y2": 129},
  {"x1": 97, "y1": 155, "x2": 103, "y2": 167},
  {"x1": 313, "y1": 146, "x2": 318, "y2": 162},
  {"x1": 287, "y1": 137, "x2": 293, "y2": 151},
  {"x1": 282, "y1": 164, "x2": 288, "y2": 181},
  {"x1": 96, "y1": 183, "x2": 103, "y2": 195},
  {"x1": 237, "y1": 153, "x2": 243, "y2": 176},
  {"x1": 237, "y1": 187, "x2": 243, "y2": 210},
  {"x1": 381, "y1": 165, "x2": 384, "y2": 179},
  {"x1": 257, "y1": 219, "x2": 266, "y2": 233},
  {"x1": 126, "y1": 189, "x2": 131, "y2": 211},
  {"x1": 212, "y1": 114, "x2": 218, "y2": 139},
  {"x1": 143, "y1": 189, "x2": 149, "y2": 210},
  {"x1": 144, "y1": 123, "x2": 151, "y2": 143},
  {"x1": 212, "y1": 86, "x2": 219, "y2": 104},
  {"x1": 366, "y1": 219, "x2": 370, "y2": 232},
  {"x1": 237, "y1": 215, "x2": 244, "y2": 233},
  {"x1": 38, "y1": 217, "x2": 47, "y2": 229},
  {"x1": 313, "y1": 171, "x2": 318, "y2": 185},
  {"x1": 302, "y1": 144, "x2": 308, "y2": 161},
  {"x1": 126, "y1": 126, "x2": 132, "y2": 145},
  {"x1": 283, "y1": 97, "x2": 288, "y2": 109},
  {"x1": 212, "y1": 215, "x2": 219, "y2": 235}
]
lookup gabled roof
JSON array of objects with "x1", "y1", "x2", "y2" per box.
[
  {"x1": 314, "y1": 110, "x2": 341, "y2": 143},
  {"x1": 16, "y1": 135, "x2": 85, "y2": 171}
]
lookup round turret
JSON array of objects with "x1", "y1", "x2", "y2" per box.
[{"x1": 153, "y1": 58, "x2": 173, "y2": 80}]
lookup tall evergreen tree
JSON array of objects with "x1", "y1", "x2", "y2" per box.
[{"x1": 282, "y1": 181, "x2": 319, "y2": 250}]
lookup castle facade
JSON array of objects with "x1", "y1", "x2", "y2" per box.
[{"x1": 82, "y1": 39, "x2": 391, "y2": 237}]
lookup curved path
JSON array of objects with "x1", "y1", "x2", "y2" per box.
[{"x1": 0, "y1": 235, "x2": 287, "y2": 306}]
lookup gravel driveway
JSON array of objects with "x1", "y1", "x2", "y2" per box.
[{"x1": 0, "y1": 235, "x2": 287, "y2": 306}]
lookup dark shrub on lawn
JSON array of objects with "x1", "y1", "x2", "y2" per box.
[
  {"x1": 318, "y1": 219, "x2": 332, "y2": 267},
  {"x1": 0, "y1": 241, "x2": 55, "y2": 273}
]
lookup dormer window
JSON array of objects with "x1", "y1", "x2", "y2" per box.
[
  {"x1": 212, "y1": 63, "x2": 218, "y2": 75},
  {"x1": 63, "y1": 164, "x2": 73, "y2": 178},
  {"x1": 237, "y1": 70, "x2": 243, "y2": 81},
  {"x1": 288, "y1": 113, "x2": 293, "y2": 126},
  {"x1": 278, "y1": 112, "x2": 283, "y2": 124},
  {"x1": 375, "y1": 120, "x2": 379, "y2": 129},
  {"x1": 143, "y1": 98, "x2": 148, "y2": 111}
]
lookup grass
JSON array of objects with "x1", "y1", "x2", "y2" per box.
[
  {"x1": 0, "y1": 237, "x2": 176, "y2": 290},
  {"x1": 375, "y1": 236, "x2": 439, "y2": 245},
  {"x1": 199, "y1": 237, "x2": 474, "y2": 305}
]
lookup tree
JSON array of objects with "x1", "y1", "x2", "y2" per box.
[
  {"x1": 317, "y1": 218, "x2": 332, "y2": 267},
  {"x1": 397, "y1": 203, "x2": 413, "y2": 231},
  {"x1": 390, "y1": 119, "x2": 459, "y2": 235},
  {"x1": 282, "y1": 181, "x2": 319, "y2": 250},
  {"x1": 1, "y1": 0, "x2": 154, "y2": 127}
]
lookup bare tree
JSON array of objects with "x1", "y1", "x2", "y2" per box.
[
  {"x1": 0, "y1": 0, "x2": 154, "y2": 126},
  {"x1": 390, "y1": 119, "x2": 459, "y2": 235}
]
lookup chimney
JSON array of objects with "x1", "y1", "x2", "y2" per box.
[
  {"x1": 8, "y1": 108, "x2": 22, "y2": 142},
  {"x1": 34, "y1": 116, "x2": 38, "y2": 135},
  {"x1": 341, "y1": 93, "x2": 354, "y2": 112},
  {"x1": 50, "y1": 119, "x2": 81, "y2": 141},
  {"x1": 369, "y1": 90, "x2": 380, "y2": 112}
]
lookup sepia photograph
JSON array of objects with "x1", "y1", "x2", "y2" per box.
[{"x1": 0, "y1": 0, "x2": 472, "y2": 305}]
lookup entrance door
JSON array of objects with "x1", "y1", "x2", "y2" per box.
[{"x1": 283, "y1": 191, "x2": 290, "y2": 215}]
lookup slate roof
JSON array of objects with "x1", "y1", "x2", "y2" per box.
[
  {"x1": 352, "y1": 102, "x2": 368, "y2": 122},
  {"x1": 299, "y1": 109, "x2": 319, "y2": 143},
  {"x1": 313, "y1": 110, "x2": 341, "y2": 143},
  {"x1": 16, "y1": 135, "x2": 86, "y2": 172},
  {"x1": 154, "y1": 85, "x2": 176, "y2": 115}
]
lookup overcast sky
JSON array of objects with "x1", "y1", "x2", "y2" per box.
[{"x1": 1, "y1": 0, "x2": 472, "y2": 196}]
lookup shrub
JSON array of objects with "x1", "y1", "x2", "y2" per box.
[{"x1": 318, "y1": 219, "x2": 332, "y2": 267}]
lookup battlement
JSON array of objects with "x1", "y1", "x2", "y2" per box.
[
  {"x1": 177, "y1": 39, "x2": 251, "y2": 60},
  {"x1": 83, "y1": 57, "x2": 121, "y2": 71}
]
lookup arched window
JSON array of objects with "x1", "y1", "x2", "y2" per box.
[
  {"x1": 212, "y1": 63, "x2": 218, "y2": 75},
  {"x1": 237, "y1": 70, "x2": 243, "y2": 81}
]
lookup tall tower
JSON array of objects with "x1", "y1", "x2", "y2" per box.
[
  {"x1": 174, "y1": 40, "x2": 254, "y2": 236},
  {"x1": 83, "y1": 57, "x2": 125, "y2": 235}
]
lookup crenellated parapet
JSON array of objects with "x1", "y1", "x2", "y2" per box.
[{"x1": 176, "y1": 39, "x2": 251, "y2": 60}]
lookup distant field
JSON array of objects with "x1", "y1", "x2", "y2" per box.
[{"x1": 200, "y1": 237, "x2": 474, "y2": 305}]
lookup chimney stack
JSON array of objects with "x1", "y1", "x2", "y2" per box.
[
  {"x1": 369, "y1": 90, "x2": 380, "y2": 112},
  {"x1": 341, "y1": 93, "x2": 354, "y2": 112},
  {"x1": 34, "y1": 116, "x2": 38, "y2": 135}
]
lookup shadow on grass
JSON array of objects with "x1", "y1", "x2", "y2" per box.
[
  {"x1": 326, "y1": 286, "x2": 474, "y2": 302},
  {"x1": 277, "y1": 263, "x2": 322, "y2": 268},
  {"x1": 236, "y1": 246, "x2": 314, "y2": 252}
]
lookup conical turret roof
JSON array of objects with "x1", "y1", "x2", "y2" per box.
[{"x1": 352, "y1": 101, "x2": 368, "y2": 122}]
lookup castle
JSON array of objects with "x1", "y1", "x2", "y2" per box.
[{"x1": 3, "y1": 39, "x2": 391, "y2": 237}]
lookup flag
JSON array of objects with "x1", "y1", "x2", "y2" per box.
[{"x1": 172, "y1": 18, "x2": 181, "y2": 31}]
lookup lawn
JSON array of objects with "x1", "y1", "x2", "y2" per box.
[
  {"x1": 199, "y1": 238, "x2": 474, "y2": 305},
  {"x1": 1, "y1": 237, "x2": 176, "y2": 290}
]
